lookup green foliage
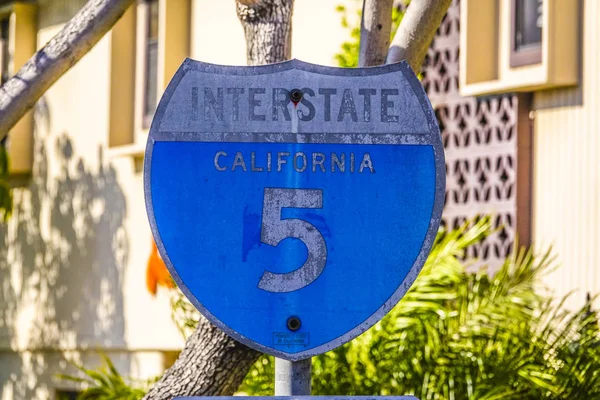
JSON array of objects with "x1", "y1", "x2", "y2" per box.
[
  {"x1": 171, "y1": 288, "x2": 201, "y2": 338},
  {"x1": 57, "y1": 354, "x2": 152, "y2": 400},
  {"x1": 334, "y1": 4, "x2": 361, "y2": 68},
  {"x1": 334, "y1": 3, "x2": 406, "y2": 67},
  {"x1": 240, "y1": 218, "x2": 600, "y2": 399},
  {"x1": 0, "y1": 144, "x2": 12, "y2": 222}
]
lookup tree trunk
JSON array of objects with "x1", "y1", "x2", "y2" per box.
[
  {"x1": 0, "y1": 0, "x2": 135, "y2": 137},
  {"x1": 143, "y1": 1, "x2": 295, "y2": 398},
  {"x1": 386, "y1": 0, "x2": 452, "y2": 73},
  {"x1": 358, "y1": 0, "x2": 394, "y2": 67},
  {"x1": 236, "y1": 0, "x2": 294, "y2": 65},
  {"x1": 142, "y1": 317, "x2": 260, "y2": 399}
]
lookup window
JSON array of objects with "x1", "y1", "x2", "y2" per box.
[
  {"x1": 143, "y1": 0, "x2": 159, "y2": 128},
  {"x1": 0, "y1": 16, "x2": 9, "y2": 84},
  {"x1": 460, "y1": 0, "x2": 578, "y2": 96},
  {"x1": 109, "y1": 0, "x2": 190, "y2": 153},
  {"x1": 0, "y1": 3, "x2": 35, "y2": 174},
  {"x1": 511, "y1": 0, "x2": 543, "y2": 67}
]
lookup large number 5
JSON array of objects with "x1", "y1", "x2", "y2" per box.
[{"x1": 258, "y1": 188, "x2": 327, "y2": 293}]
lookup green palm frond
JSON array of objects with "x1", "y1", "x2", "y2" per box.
[
  {"x1": 57, "y1": 354, "x2": 152, "y2": 400},
  {"x1": 241, "y1": 217, "x2": 600, "y2": 399}
]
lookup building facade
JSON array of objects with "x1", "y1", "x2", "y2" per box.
[{"x1": 458, "y1": 0, "x2": 598, "y2": 308}]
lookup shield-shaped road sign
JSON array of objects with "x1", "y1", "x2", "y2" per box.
[{"x1": 144, "y1": 59, "x2": 445, "y2": 361}]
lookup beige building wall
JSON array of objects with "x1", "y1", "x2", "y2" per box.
[
  {"x1": 0, "y1": 1, "x2": 359, "y2": 399},
  {"x1": 1, "y1": 16, "x2": 184, "y2": 400},
  {"x1": 533, "y1": 0, "x2": 599, "y2": 310}
]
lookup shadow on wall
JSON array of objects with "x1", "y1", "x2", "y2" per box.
[{"x1": 0, "y1": 98, "x2": 129, "y2": 398}]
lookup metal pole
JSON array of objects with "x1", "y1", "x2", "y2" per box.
[{"x1": 274, "y1": 357, "x2": 311, "y2": 395}]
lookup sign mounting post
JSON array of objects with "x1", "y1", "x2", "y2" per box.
[
  {"x1": 144, "y1": 58, "x2": 444, "y2": 400},
  {"x1": 275, "y1": 358, "x2": 311, "y2": 395}
]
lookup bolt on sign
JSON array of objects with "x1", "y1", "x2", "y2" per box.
[{"x1": 144, "y1": 59, "x2": 445, "y2": 361}]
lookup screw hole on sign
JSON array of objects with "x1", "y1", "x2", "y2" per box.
[
  {"x1": 289, "y1": 89, "x2": 303, "y2": 105},
  {"x1": 287, "y1": 316, "x2": 301, "y2": 331}
]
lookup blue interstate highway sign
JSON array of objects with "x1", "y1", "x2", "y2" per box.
[{"x1": 144, "y1": 59, "x2": 445, "y2": 361}]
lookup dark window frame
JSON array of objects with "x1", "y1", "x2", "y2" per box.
[
  {"x1": 510, "y1": 0, "x2": 543, "y2": 67},
  {"x1": 0, "y1": 15, "x2": 10, "y2": 85},
  {"x1": 142, "y1": 0, "x2": 159, "y2": 129}
]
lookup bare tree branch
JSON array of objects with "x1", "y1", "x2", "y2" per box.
[
  {"x1": 386, "y1": 0, "x2": 452, "y2": 73},
  {"x1": 0, "y1": 0, "x2": 135, "y2": 137},
  {"x1": 358, "y1": 0, "x2": 394, "y2": 67}
]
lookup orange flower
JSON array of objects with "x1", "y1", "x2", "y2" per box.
[{"x1": 146, "y1": 239, "x2": 176, "y2": 295}]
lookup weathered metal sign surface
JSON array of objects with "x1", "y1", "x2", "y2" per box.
[{"x1": 144, "y1": 59, "x2": 445, "y2": 361}]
